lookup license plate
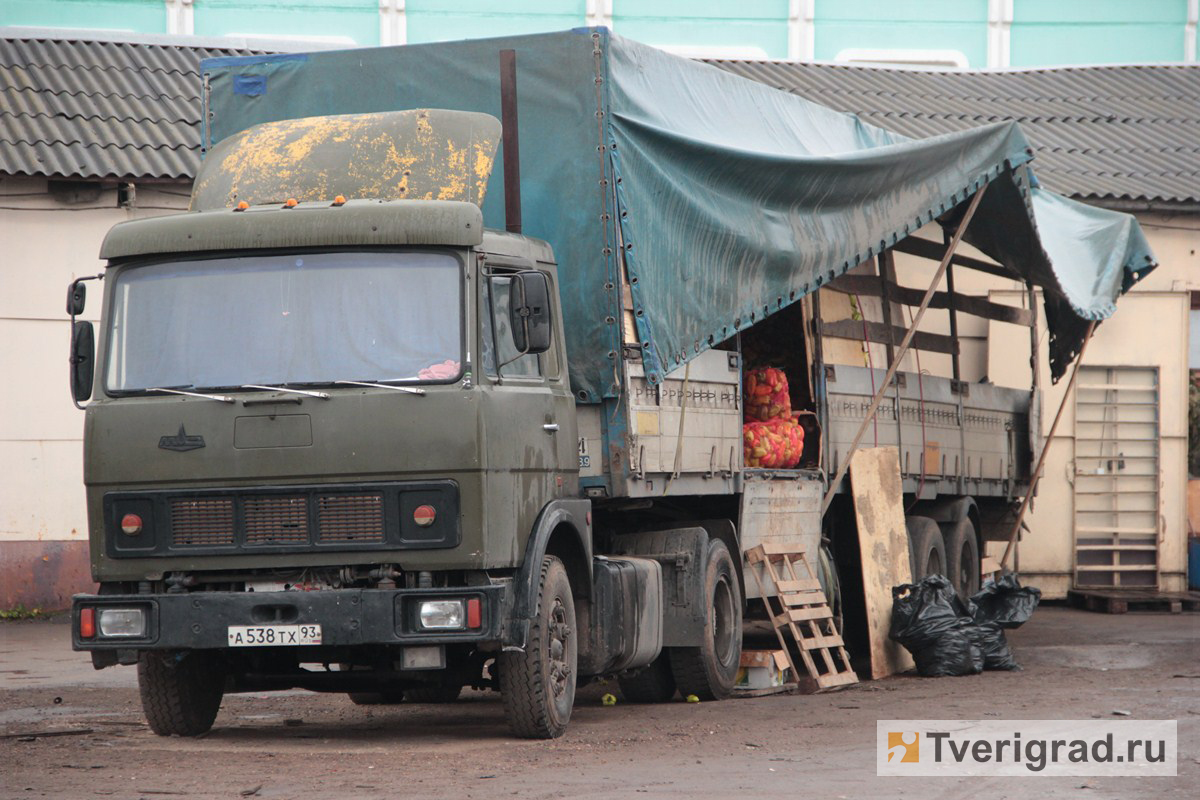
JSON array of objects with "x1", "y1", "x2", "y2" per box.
[{"x1": 227, "y1": 624, "x2": 322, "y2": 647}]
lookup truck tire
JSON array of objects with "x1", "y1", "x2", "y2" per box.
[
  {"x1": 817, "y1": 543, "x2": 844, "y2": 634},
  {"x1": 348, "y1": 691, "x2": 405, "y2": 705},
  {"x1": 941, "y1": 517, "x2": 980, "y2": 599},
  {"x1": 668, "y1": 539, "x2": 742, "y2": 701},
  {"x1": 404, "y1": 686, "x2": 462, "y2": 703},
  {"x1": 138, "y1": 650, "x2": 225, "y2": 737},
  {"x1": 906, "y1": 516, "x2": 946, "y2": 582},
  {"x1": 617, "y1": 653, "x2": 677, "y2": 703},
  {"x1": 500, "y1": 555, "x2": 576, "y2": 738}
]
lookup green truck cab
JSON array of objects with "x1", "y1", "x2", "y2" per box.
[{"x1": 69, "y1": 184, "x2": 676, "y2": 738}]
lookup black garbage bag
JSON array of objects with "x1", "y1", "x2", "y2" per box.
[
  {"x1": 967, "y1": 575, "x2": 1042, "y2": 670},
  {"x1": 968, "y1": 621, "x2": 1018, "y2": 670},
  {"x1": 889, "y1": 575, "x2": 983, "y2": 677},
  {"x1": 971, "y1": 574, "x2": 1042, "y2": 629}
]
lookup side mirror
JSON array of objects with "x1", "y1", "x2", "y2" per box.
[
  {"x1": 509, "y1": 271, "x2": 552, "y2": 355},
  {"x1": 67, "y1": 281, "x2": 86, "y2": 316},
  {"x1": 71, "y1": 321, "x2": 95, "y2": 405}
]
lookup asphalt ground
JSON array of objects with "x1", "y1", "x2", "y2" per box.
[{"x1": 1, "y1": 605, "x2": 1196, "y2": 799}]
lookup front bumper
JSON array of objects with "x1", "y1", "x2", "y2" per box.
[{"x1": 71, "y1": 585, "x2": 509, "y2": 651}]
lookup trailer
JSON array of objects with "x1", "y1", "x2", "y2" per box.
[{"x1": 67, "y1": 30, "x2": 1153, "y2": 739}]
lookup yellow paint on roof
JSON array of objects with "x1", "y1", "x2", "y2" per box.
[{"x1": 191, "y1": 109, "x2": 502, "y2": 211}]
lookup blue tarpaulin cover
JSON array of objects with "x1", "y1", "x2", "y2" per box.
[{"x1": 201, "y1": 29, "x2": 1155, "y2": 401}]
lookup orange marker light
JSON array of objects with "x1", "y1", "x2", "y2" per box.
[
  {"x1": 332, "y1": 195, "x2": 347, "y2": 206},
  {"x1": 413, "y1": 505, "x2": 436, "y2": 528},
  {"x1": 466, "y1": 597, "x2": 482, "y2": 629},
  {"x1": 80, "y1": 608, "x2": 96, "y2": 638},
  {"x1": 235, "y1": 201, "x2": 249, "y2": 211},
  {"x1": 284, "y1": 198, "x2": 298, "y2": 208}
]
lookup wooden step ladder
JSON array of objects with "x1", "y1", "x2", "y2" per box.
[{"x1": 744, "y1": 543, "x2": 858, "y2": 691}]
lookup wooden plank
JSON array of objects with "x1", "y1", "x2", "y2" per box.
[
  {"x1": 818, "y1": 670, "x2": 859, "y2": 688},
  {"x1": 817, "y1": 318, "x2": 959, "y2": 356},
  {"x1": 773, "y1": 607, "x2": 831, "y2": 627},
  {"x1": 891, "y1": 235, "x2": 1015, "y2": 281},
  {"x1": 827, "y1": 274, "x2": 1033, "y2": 326},
  {"x1": 795, "y1": 633, "x2": 845, "y2": 651},
  {"x1": 776, "y1": 578, "x2": 823, "y2": 593},
  {"x1": 848, "y1": 447, "x2": 915, "y2": 679},
  {"x1": 1068, "y1": 589, "x2": 1192, "y2": 614},
  {"x1": 778, "y1": 593, "x2": 829, "y2": 610}
]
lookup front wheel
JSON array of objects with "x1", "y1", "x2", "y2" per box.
[
  {"x1": 669, "y1": 538, "x2": 742, "y2": 701},
  {"x1": 500, "y1": 555, "x2": 577, "y2": 738},
  {"x1": 138, "y1": 650, "x2": 225, "y2": 736}
]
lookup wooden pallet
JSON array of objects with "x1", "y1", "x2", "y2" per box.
[
  {"x1": 744, "y1": 544, "x2": 858, "y2": 692},
  {"x1": 1068, "y1": 589, "x2": 1200, "y2": 615}
]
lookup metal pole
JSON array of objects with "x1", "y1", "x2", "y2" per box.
[
  {"x1": 999, "y1": 320, "x2": 1097, "y2": 570},
  {"x1": 821, "y1": 182, "x2": 989, "y2": 514}
]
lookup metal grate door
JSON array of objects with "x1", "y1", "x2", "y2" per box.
[{"x1": 1072, "y1": 366, "x2": 1160, "y2": 588}]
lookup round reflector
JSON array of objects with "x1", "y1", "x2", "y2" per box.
[
  {"x1": 413, "y1": 505, "x2": 436, "y2": 527},
  {"x1": 120, "y1": 513, "x2": 143, "y2": 536}
]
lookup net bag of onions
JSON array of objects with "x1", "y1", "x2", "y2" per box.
[
  {"x1": 744, "y1": 367, "x2": 792, "y2": 423},
  {"x1": 743, "y1": 418, "x2": 805, "y2": 469}
]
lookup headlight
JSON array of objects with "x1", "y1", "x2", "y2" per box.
[
  {"x1": 98, "y1": 607, "x2": 146, "y2": 637},
  {"x1": 418, "y1": 600, "x2": 465, "y2": 630}
]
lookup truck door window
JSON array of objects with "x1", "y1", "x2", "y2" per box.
[{"x1": 481, "y1": 274, "x2": 542, "y2": 379}]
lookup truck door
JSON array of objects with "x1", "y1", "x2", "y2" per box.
[{"x1": 478, "y1": 261, "x2": 575, "y2": 564}]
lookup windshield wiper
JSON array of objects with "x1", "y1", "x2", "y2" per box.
[
  {"x1": 241, "y1": 384, "x2": 331, "y2": 400},
  {"x1": 147, "y1": 386, "x2": 236, "y2": 403},
  {"x1": 334, "y1": 380, "x2": 426, "y2": 396}
]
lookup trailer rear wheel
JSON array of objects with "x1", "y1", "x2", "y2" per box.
[
  {"x1": 906, "y1": 516, "x2": 946, "y2": 582},
  {"x1": 941, "y1": 517, "x2": 980, "y2": 599},
  {"x1": 669, "y1": 539, "x2": 742, "y2": 701},
  {"x1": 500, "y1": 555, "x2": 576, "y2": 738},
  {"x1": 617, "y1": 653, "x2": 677, "y2": 703},
  {"x1": 138, "y1": 650, "x2": 225, "y2": 736},
  {"x1": 817, "y1": 543, "x2": 843, "y2": 634}
]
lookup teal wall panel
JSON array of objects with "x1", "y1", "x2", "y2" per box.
[
  {"x1": 194, "y1": 0, "x2": 380, "y2": 45},
  {"x1": 813, "y1": 0, "x2": 988, "y2": 66},
  {"x1": 1, "y1": 0, "x2": 166, "y2": 33},
  {"x1": 612, "y1": 0, "x2": 788, "y2": 58},
  {"x1": 407, "y1": 0, "x2": 585, "y2": 45},
  {"x1": 1010, "y1": 0, "x2": 1188, "y2": 66},
  {"x1": 4, "y1": 0, "x2": 1194, "y2": 67}
]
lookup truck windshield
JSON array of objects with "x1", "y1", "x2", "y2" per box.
[{"x1": 105, "y1": 250, "x2": 462, "y2": 392}]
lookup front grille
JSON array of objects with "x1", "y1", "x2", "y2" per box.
[
  {"x1": 170, "y1": 498, "x2": 235, "y2": 547},
  {"x1": 317, "y1": 494, "x2": 385, "y2": 543},
  {"x1": 244, "y1": 496, "x2": 309, "y2": 545},
  {"x1": 108, "y1": 481, "x2": 459, "y2": 557}
]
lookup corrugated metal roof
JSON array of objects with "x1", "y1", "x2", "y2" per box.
[
  {"x1": 3, "y1": 32, "x2": 1194, "y2": 205},
  {"x1": 707, "y1": 60, "x2": 1200, "y2": 208},
  {"x1": 0, "y1": 35, "x2": 267, "y2": 181}
]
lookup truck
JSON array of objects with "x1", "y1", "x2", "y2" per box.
[{"x1": 68, "y1": 30, "x2": 1153, "y2": 738}]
